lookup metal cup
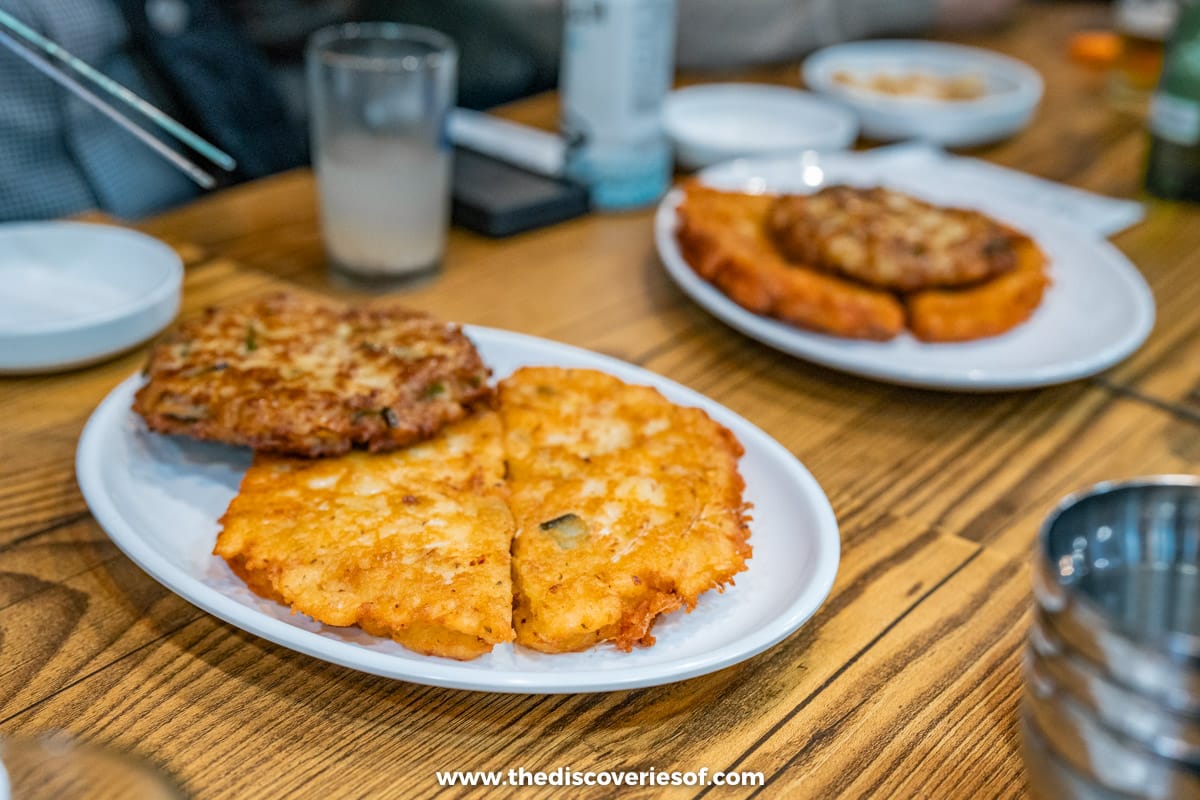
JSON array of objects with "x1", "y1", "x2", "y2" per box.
[
  {"x1": 1029, "y1": 610, "x2": 1200, "y2": 765},
  {"x1": 1024, "y1": 652, "x2": 1200, "y2": 799},
  {"x1": 1024, "y1": 476, "x2": 1200, "y2": 800},
  {"x1": 1021, "y1": 712, "x2": 1141, "y2": 800}
]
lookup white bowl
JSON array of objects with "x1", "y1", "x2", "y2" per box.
[
  {"x1": 0, "y1": 222, "x2": 182, "y2": 374},
  {"x1": 803, "y1": 40, "x2": 1043, "y2": 147},
  {"x1": 663, "y1": 83, "x2": 858, "y2": 170}
]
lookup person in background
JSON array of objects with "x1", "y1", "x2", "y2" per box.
[
  {"x1": 230, "y1": 0, "x2": 1023, "y2": 115},
  {"x1": 0, "y1": 0, "x2": 1018, "y2": 222},
  {"x1": 227, "y1": 0, "x2": 550, "y2": 113},
  {"x1": 480, "y1": 0, "x2": 1020, "y2": 73},
  {"x1": 0, "y1": 0, "x2": 305, "y2": 221}
]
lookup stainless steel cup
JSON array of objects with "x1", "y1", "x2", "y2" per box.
[
  {"x1": 1030, "y1": 610, "x2": 1200, "y2": 765},
  {"x1": 1021, "y1": 712, "x2": 1138, "y2": 800},
  {"x1": 1023, "y1": 476, "x2": 1200, "y2": 800},
  {"x1": 1024, "y1": 653, "x2": 1200, "y2": 799}
]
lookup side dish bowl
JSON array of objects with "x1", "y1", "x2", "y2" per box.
[{"x1": 803, "y1": 40, "x2": 1043, "y2": 146}]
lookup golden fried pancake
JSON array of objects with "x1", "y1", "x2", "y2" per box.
[
  {"x1": 676, "y1": 183, "x2": 906, "y2": 340},
  {"x1": 499, "y1": 367, "x2": 751, "y2": 653},
  {"x1": 906, "y1": 238, "x2": 1051, "y2": 342},
  {"x1": 768, "y1": 186, "x2": 1023, "y2": 291},
  {"x1": 135, "y1": 292, "x2": 491, "y2": 457},
  {"x1": 215, "y1": 410, "x2": 514, "y2": 660}
]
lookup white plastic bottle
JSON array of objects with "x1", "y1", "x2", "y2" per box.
[{"x1": 560, "y1": 0, "x2": 677, "y2": 210}]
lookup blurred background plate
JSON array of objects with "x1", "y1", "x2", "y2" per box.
[
  {"x1": 654, "y1": 152, "x2": 1154, "y2": 391},
  {"x1": 664, "y1": 83, "x2": 858, "y2": 170},
  {"x1": 0, "y1": 222, "x2": 182, "y2": 374},
  {"x1": 802, "y1": 40, "x2": 1043, "y2": 146}
]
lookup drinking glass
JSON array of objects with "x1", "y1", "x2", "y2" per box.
[
  {"x1": 1110, "y1": 0, "x2": 1179, "y2": 112},
  {"x1": 307, "y1": 23, "x2": 457, "y2": 286},
  {"x1": 0, "y1": 734, "x2": 184, "y2": 799}
]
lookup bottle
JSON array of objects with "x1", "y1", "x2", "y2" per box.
[
  {"x1": 1110, "y1": 0, "x2": 1178, "y2": 111},
  {"x1": 559, "y1": 0, "x2": 676, "y2": 211},
  {"x1": 1146, "y1": 0, "x2": 1200, "y2": 201}
]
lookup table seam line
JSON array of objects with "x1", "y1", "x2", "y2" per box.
[{"x1": 1090, "y1": 376, "x2": 1200, "y2": 426}]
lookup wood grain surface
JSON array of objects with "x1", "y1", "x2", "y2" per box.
[{"x1": 2, "y1": 3, "x2": 1198, "y2": 798}]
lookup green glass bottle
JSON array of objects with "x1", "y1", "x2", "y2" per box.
[{"x1": 1146, "y1": 0, "x2": 1200, "y2": 201}]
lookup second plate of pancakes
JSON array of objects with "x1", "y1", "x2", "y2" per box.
[{"x1": 655, "y1": 151, "x2": 1154, "y2": 391}]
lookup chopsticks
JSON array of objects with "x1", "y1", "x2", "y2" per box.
[{"x1": 0, "y1": 9, "x2": 236, "y2": 189}]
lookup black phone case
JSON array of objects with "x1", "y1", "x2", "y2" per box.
[{"x1": 451, "y1": 147, "x2": 590, "y2": 237}]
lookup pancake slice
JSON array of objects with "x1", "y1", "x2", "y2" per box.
[
  {"x1": 905, "y1": 238, "x2": 1050, "y2": 342},
  {"x1": 215, "y1": 410, "x2": 514, "y2": 660},
  {"x1": 500, "y1": 367, "x2": 751, "y2": 653}
]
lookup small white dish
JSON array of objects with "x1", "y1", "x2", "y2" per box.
[
  {"x1": 664, "y1": 83, "x2": 858, "y2": 170},
  {"x1": 803, "y1": 40, "x2": 1043, "y2": 147},
  {"x1": 76, "y1": 327, "x2": 841, "y2": 694},
  {"x1": 0, "y1": 222, "x2": 182, "y2": 374},
  {"x1": 654, "y1": 152, "x2": 1155, "y2": 392}
]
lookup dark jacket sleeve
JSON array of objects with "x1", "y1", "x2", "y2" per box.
[{"x1": 114, "y1": 0, "x2": 308, "y2": 179}]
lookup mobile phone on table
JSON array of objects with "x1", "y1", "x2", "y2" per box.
[{"x1": 451, "y1": 146, "x2": 590, "y2": 238}]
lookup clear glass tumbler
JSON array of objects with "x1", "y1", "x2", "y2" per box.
[
  {"x1": 1110, "y1": 0, "x2": 1179, "y2": 112},
  {"x1": 0, "y1": 734, "x2": 184, "y2": 800},
  {"x1": 307, "y1": 24, "x2": 457, "y2": 286}
]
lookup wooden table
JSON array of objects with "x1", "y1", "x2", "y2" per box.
[{"x1": 3, "y1": 2, "x2": 1198, "y2": 797}]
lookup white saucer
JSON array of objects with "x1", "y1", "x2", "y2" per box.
[
  {"x1": 664, "y1": 83, "x2": 858, "y2": 170},
  {"x1": 0, "y1": 222, "x2": 182, "y2": 374},
  {"x1": 803, "y1": 40, "x2": 1043, "y2": 146}
]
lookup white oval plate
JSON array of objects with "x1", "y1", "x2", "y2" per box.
[
  {"x1": 655, "y1": 152, "x2": 1155, "y2": 392},
  {"x1": 802, "y1": 40, "x2": 1043, "y2": 147},
  {"x1": 0, "y1": 222, "x2": 182, "y2": 374},
  {"x1": 76, "y1": 327, "x2": 840, "y2": 693}
]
